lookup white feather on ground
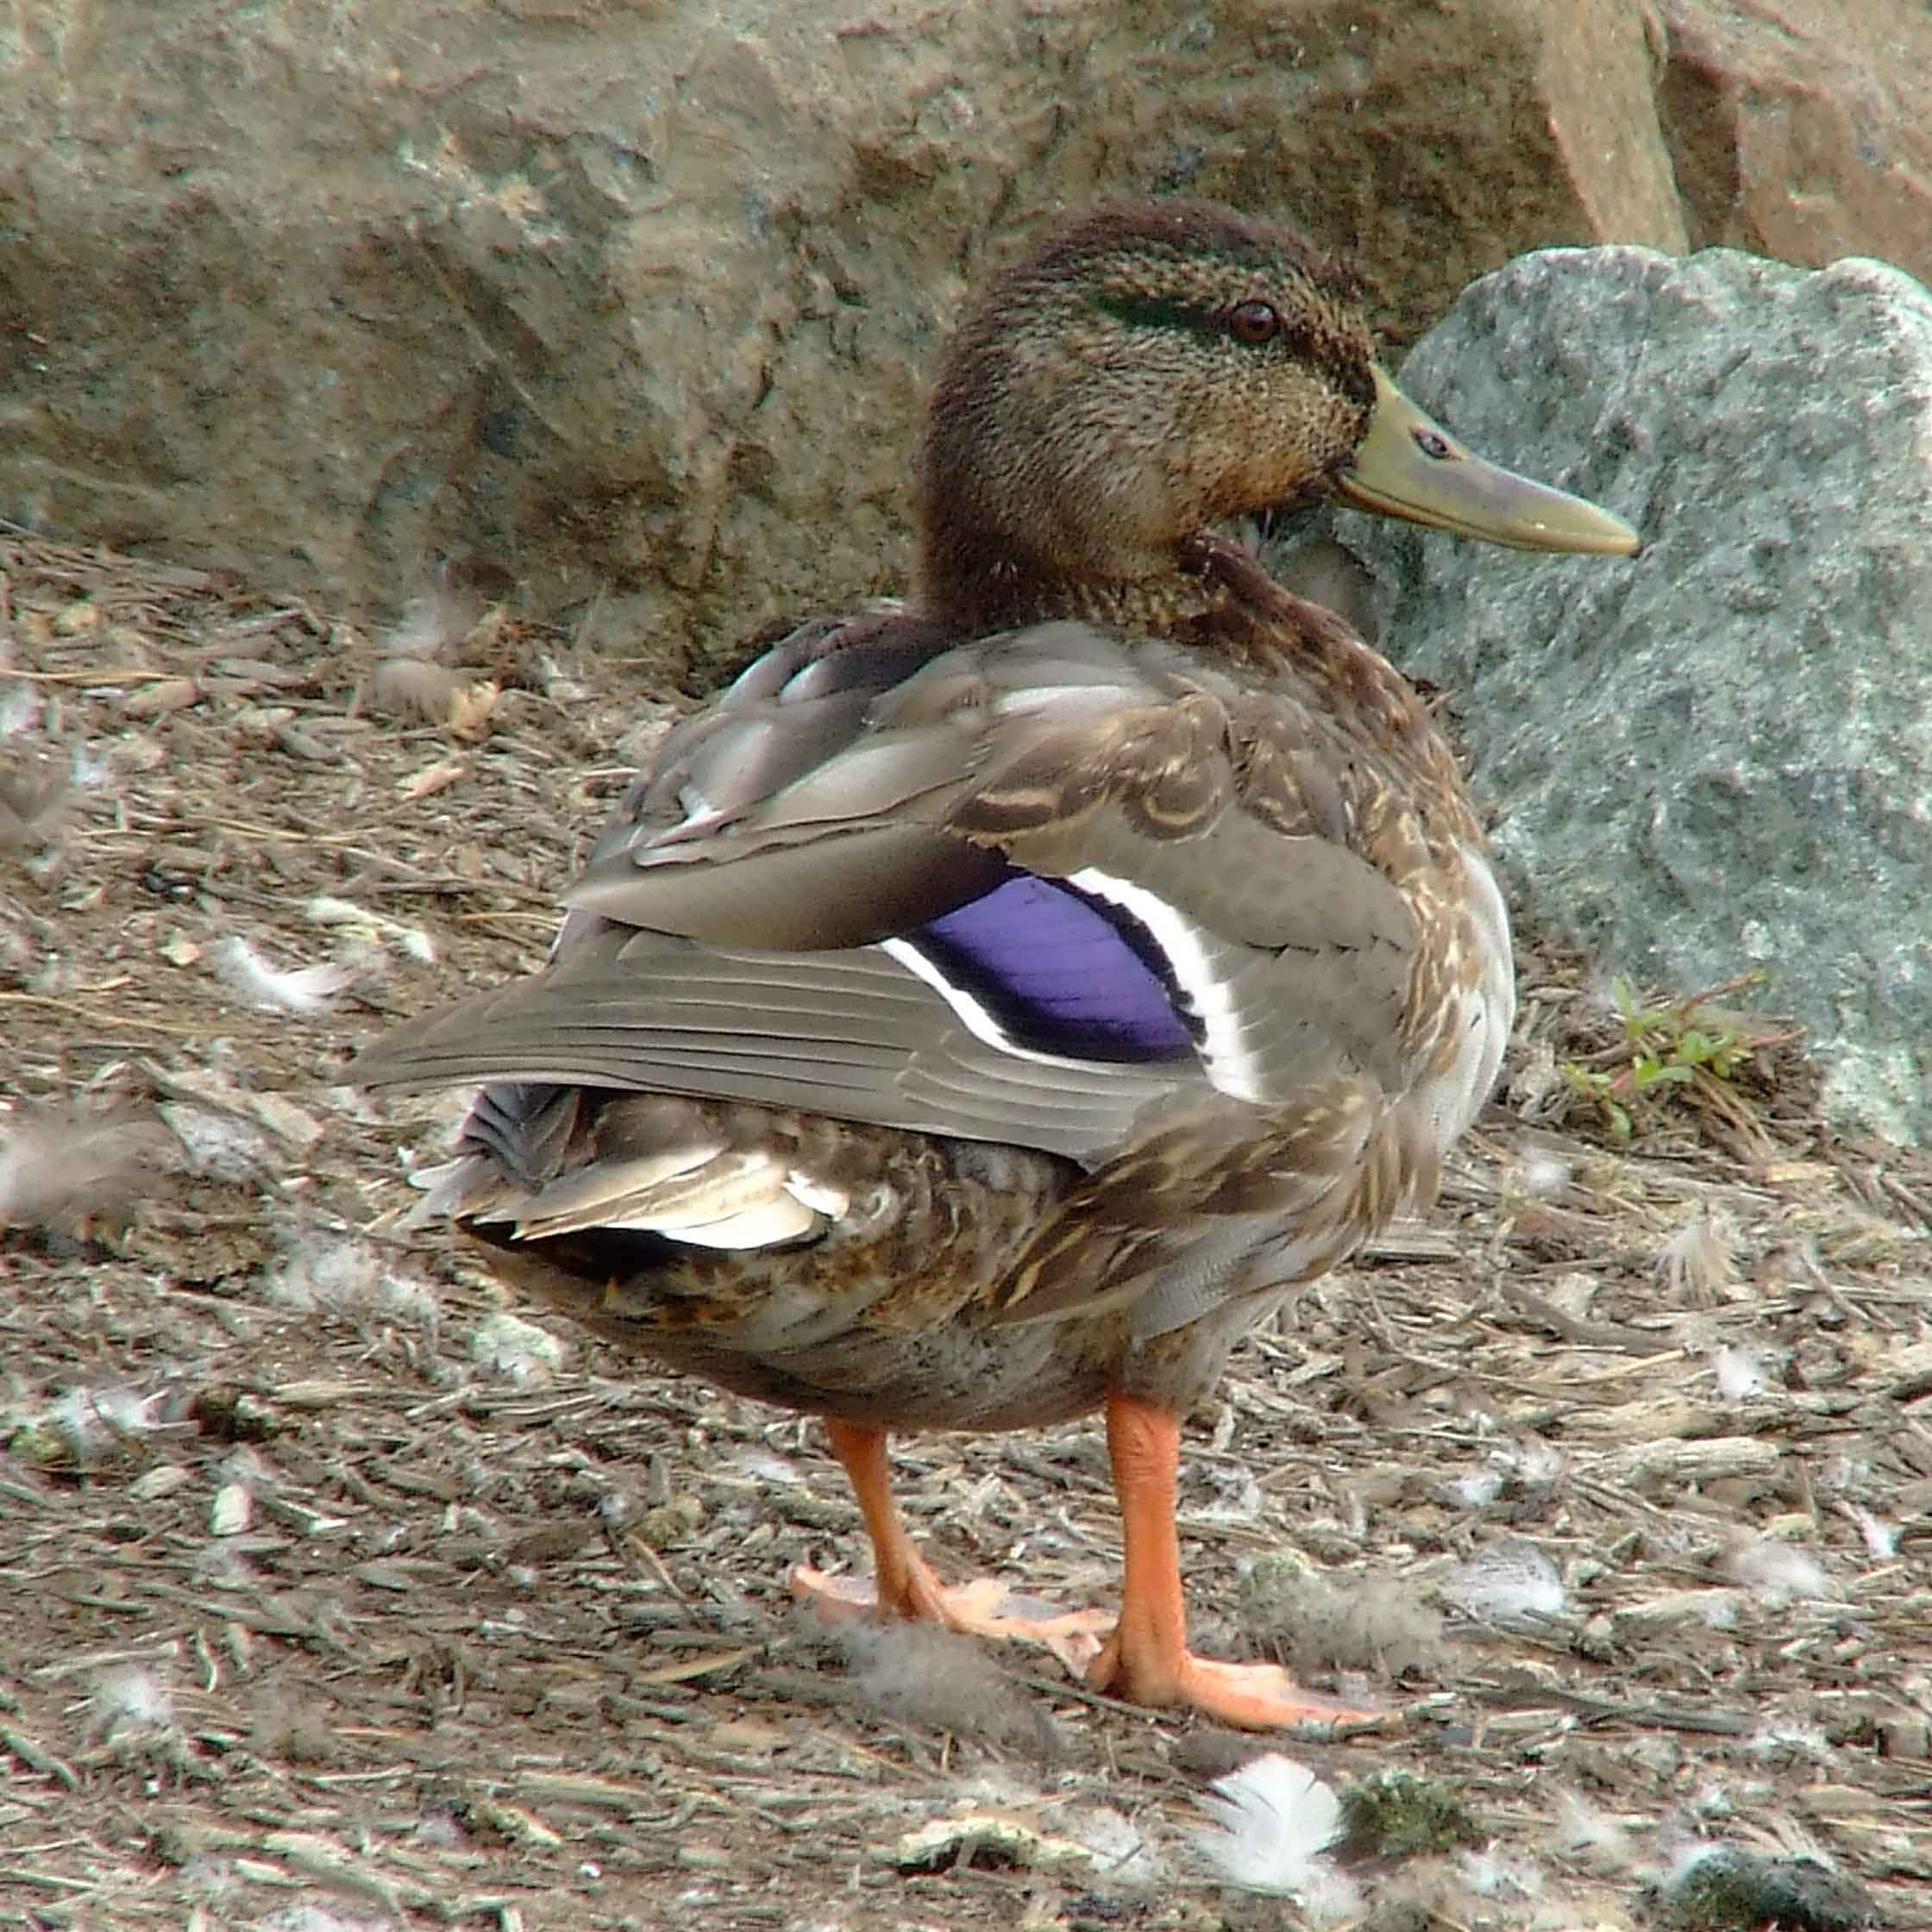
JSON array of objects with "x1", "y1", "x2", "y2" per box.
[
  {"x1": 369, "y1": 586, "x2": 505, "y2": 736},
  {"x1": 263, "y1": 1233, "x2": 441, "y2": 1333},
  {"x1": 10, "y1": 1383, "x2": 177, "y2": 1469},
  {"x1": 1712, "y1": 1342, "x2": 1778, "y2": 1399},
  {"x1": 1193, "y1": 1753, "x2": 1360, "y2": 1920},
  {"x1": 214, "y1": 935, "x2": 362, "y2": 1014},
  {"x1": 1658, "y1": 1202, "x2": 1740, "y2": 1301},
  {"x1": 1457, "y1": 1845, "x2": 1545, "y2": 1900},
  {"x1": 1441, "y1": 1539, "x2": 1569, "y2": 1628},
  {"x1": 1443, "y1": 1436, "x2": 1567, "y2": 1512},
  {"x1": 1516, "y1": 1145, "x2": 1575, "y2": 1198},
  {"x1": 306, "y1": 894, "x2": 436, "y2": 964},
  {"x1": 1723, "y1": 1533, "x2": 1829, "y2": 1601},
  {"x1": 1047, "y1": 1803, "x2": 1166, "y2": 1889},
  {"x1": 378, "y1": 586, "x2": 476, "y2": 663},
  {"x1": 1843, "y1": 1504, "x2": 1898, "y2": 1561},
  {"x1": 86, "y1": 1665, "x2": 178, "y2": 1743}
]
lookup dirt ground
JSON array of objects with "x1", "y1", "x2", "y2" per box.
[{"x1": 3, "y1": 527, "x2": 1930, "y2": 1932}]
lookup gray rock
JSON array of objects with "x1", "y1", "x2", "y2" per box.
[
  {"x1": 0, "y1": 0, "x2": 1686, "y2": 678},
  {"x1": 1331, "y1": 245, "x2": 1932, "y2": 1144}
]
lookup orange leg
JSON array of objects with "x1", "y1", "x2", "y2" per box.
[
  {"x1": 1088, "y1": 1391, "x2": 1381, "y2": 1731},
  {"x1": 789, "y1": 1419, "x2": 1109, "y2": 1668}
]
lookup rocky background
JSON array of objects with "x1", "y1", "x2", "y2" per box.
[
  {"x1": 4, "y1": 0, "x2": 1930, "y2": 1136},
  {"x1": 2, "y1": 0, "x2": 1923, "y2": 664},
  {"x1": 1322, "y1": 244, "x2": 1932, "y2": 1145}
]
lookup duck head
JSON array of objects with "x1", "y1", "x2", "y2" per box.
[{"x1": 916, "y1": 198, "x2": 1638, "y2": 630}]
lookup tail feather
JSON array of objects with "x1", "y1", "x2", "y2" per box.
[{"x1": 513, "y1": 1146, "x2": 826, "y2": 1246}]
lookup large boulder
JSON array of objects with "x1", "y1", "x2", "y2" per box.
[
  {"x1": 8, "y1": 1, "x2": 1929, "y2": 685},
  {"x1": 3, "y1": 0, "x2": 1685, "y2": 681},
  {"x1": 1330, "y1": 245, "x2": 1932, "y2": 1144},
  {"x1": 1657, "y1": 0, "x2": 1932, "y2": 279}
]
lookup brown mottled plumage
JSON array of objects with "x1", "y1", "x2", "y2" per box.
[{"x1": 353, "y1": 198, "x2": 1638, "y2": 1729}]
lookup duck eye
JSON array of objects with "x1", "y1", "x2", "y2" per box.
[
  {"x1": 1228, "y1": 300, "x2": 1280, "y2": 347},
  {"x1": 1413, "y1": 429, "x2": 1453, "y2": 461}
]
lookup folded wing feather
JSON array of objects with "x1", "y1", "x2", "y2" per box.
[{"x1": 353, "y1": 616, "x2": 1420, "y2": 1175}]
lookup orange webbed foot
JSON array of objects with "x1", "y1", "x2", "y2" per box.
[
  {"x1": 1098, "y1": 1391, "x2": 1388, "y2": 1731},
  {"x1": 800, "y1": 1418, "x2": 1111, "y2": 1672},
  {"x1": 790, "y1": 1562, "x2": 1111, "y2": 1673},
  {"x1": 1088, "y1": 1638, "x2": 1381, "y2": 1731}
]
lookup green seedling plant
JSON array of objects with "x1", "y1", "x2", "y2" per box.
[{"x1": 1560, "y1": 973, "x2": 1785, "y2": 1144}]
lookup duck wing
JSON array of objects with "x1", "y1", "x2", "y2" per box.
[{"x1": 352, "y1": 610, "x2": 1421, "y2": 1170}]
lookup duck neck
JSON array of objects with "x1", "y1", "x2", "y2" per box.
[
  {"x1": 1181, "y1": 532, "x2": 1477, "y2": 808},
  {"x1": 914, "y1": 536, "x2": 1229, "y2": 639}
]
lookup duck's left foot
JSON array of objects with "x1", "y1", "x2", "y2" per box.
[
  {"x1": 790, "y1": 1563, "x2": 1111, "y2": 1672},
  {"x1": 1089, "y1": 1642, "x2": 1381, "y2": 1731},
  {"x1": 1098, "y1": 1390, "x2": 1385, "y2": 1730}
]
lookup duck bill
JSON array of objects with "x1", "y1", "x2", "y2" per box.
[{"x1": 1333, "y1": 365, "x2": 1640, "y2": 555}]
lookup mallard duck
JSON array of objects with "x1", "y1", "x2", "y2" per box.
[{"x1": 354, "y1": 199, "x2": 1637, "y2": 1729}]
